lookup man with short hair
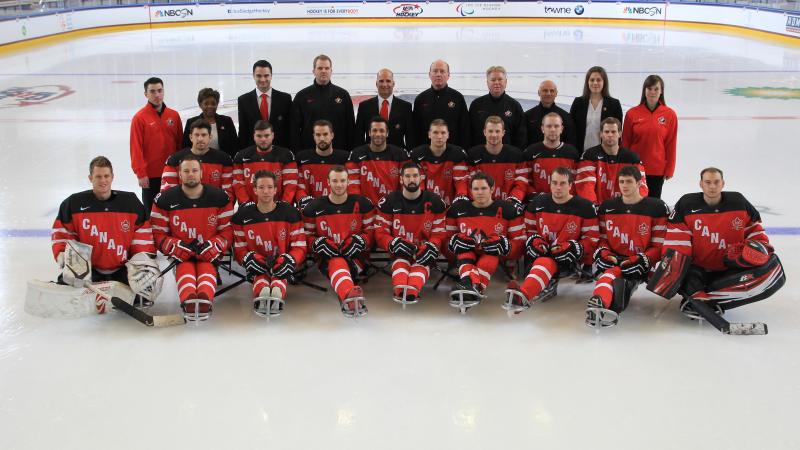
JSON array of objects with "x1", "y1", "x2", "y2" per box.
[
  {"x1": 52, "y1": 156, "x2": 158, "y2": 307},
  {"x1": 346, "y1": 116, "x2": 410, "y2": 205},
  {"x1": 585, "y1": 166, "x2": 669, "y2": 328},
  {"x1": 291, "y1": 54, "x2": 355, "y2": 151},
  {"x1": 523, "y1": 112, "x2": 580, "y2": 196},
  {"x1": 294, "y1": 120, "x2": 350, "y2": 211},
  {"x1": 505, "y1": 167, "x2": 598, "y2": 313},
  {"x1": 232, "y1": 120, "x2": 297, "y2": 206},
  {"x1": 375, "y1": 163, "x2": 447, "y2": 305},
  {"x1": 302, "y1": 166, "x2": 375, "y2": 317},
  {"x1": 232, "y1": 170, "x2": 307, "y2": 317},
  {"x1": 150, "y1": 155, "x2": 233, "y2": 321},
  {"x1": 160, "y1": 120, "x2": 234, "y2": 201},
  {"x1": 468, "y1": 66, "x2": 526, "y2": 148},
  {"x1": 354, "y1": 68, "x2": 413, "y2": 148},
  {"x1": 237, "y1": 60, "x2": 292, "y2": 149},
  {"x1": 466, "y1": 116, "x2": 528, "y2": 211},
  {"x1": 412, "y1": 59, "x2": 470, "y2": 149},
  {"x1": 524, "y1": 80, "x2": 577, "y2": 147},
  {"x1": 409, "y1": 119, "x2": 469, "y2": 205},
  {"x1": 130, "y1": 77, "x2": 183, "y2": 214},
  {"x1": 575, "y1": 117, "x2": 648, "y2": 204}
]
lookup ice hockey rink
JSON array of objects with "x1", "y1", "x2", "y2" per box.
[{"x1": 1, "y1": 18, "x2": 799, "y2": 450}]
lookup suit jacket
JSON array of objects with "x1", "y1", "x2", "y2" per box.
[
  {"x1": 354, "y1": 95, "x2": 414, "y2": 149},
  {"x1": 569, "y1": 95, "x2": 623, "y2": 153},
  {"x1": 237, "y1": 88, "x2": 292, "y2": 150},
  {"x1": 182, "y1": 114, "x2": 238, "y2": 159}
]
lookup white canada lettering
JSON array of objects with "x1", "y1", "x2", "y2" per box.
[
  {"x1": 171, "y1": 214, "x2": 197, "y2": 239},
  {"x1": 318, "y1": 220, "x2": 341, "y2": 243}
]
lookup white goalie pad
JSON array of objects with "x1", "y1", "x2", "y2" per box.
[
  {"x1": 25, "y1": 279, "x2": 135, "y2": 319},
  {"x1": 125, "y1": 253, "x2": 163, "y2": 301},
  {"x1": 62, "y1": 240, "x2": 93, "y2": 287}
]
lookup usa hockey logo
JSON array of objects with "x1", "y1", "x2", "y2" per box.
[
  {"x1": 731, "y1": 216, "x2": 744, "y2": 231},
  {"x1": 120, "y1": 219, "x2": 131, "y2": 233},
  {"x1": 0, "y1": 85, "x2": 74, "y2": 108},
  {"x1": 638, "y1": 222, "x2": 649, "y2": 236}
]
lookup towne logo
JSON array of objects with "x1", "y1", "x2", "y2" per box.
[
  {"x1": 787, "y1": 15, "x2": 800, "y2": 34},
  {"x1": 544, "y1": 5, "x2": 584, "y2": 15},
  {"x1": 623, "y1": 6, "x2": 663, "y2": 16},
  {"x1": 152, "y1": 8, "x2": 193, "y2": 19},
  {"x1": 394, "y1": 3, "x2": 423, "y2": 17}
]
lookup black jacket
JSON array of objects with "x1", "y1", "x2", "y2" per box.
[
  {"x1": 569, "y1": 95, "x2": 623, "y2": 153},
  {"x1": 182, "y1": 113, "x2": 238, "y2": 159},
  {"x1": 354, "y1": 95, "x2": 414, "y2": 149},
  {"x1": 237, "y1": 88, "x2": 292, "y2": 150}
]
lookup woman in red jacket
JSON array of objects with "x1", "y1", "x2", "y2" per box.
[{"x1": 622, "y1": 75, "x2": 677, "y2": 199}]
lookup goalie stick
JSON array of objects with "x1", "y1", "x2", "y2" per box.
[{"x1": 687, "y1": 298, "x2": 768, "y2": 336}]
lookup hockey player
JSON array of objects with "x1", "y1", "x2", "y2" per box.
[
  {"x1": 575, "y1": 117, "x2": 648, "y2": 204},
  {"x1": 51, "y1": 156, "x2": 160, "y2": 308},
  {"x1": 653, "y1": 167, "x2": 784, "y2": 333},
  {"x1": 232, "y1": 120, "x2": 297, "y2": 206},
  {"x1": 374, "y1": 162, "x2": 447, "y2": 306},
  {"x1": 302, "y1": 166, "x2": 376, "y2": 317},
  {"x1": 160, "y1": 120, "x2": 234, "y2": 201},
  {"x1": 346, "y1": 116, "x2": 410, "y2": 205},
  {"x1": 466, "y1": 116, "x2": 528, "y2": 212},
  {"x1": 523, "y1": 112, "x2": 581, "y2": 196},
  {"x1": 409, "y1": 119, "x2": 469, "y2": 205},
  {"x1": 585, "y1": 166, "x2": 669, "y2": 328},
  {"x1": 468, "y1": 66, "x2": 526, "y2": 148},
  {"x1": 445, "y1": 172, "x2": 525, "y2": 312},
  {"x1": 505, "y1": 167, "x2": 599, "y2": 313},
  {"x1": 294, "y1": 120, "x2": 349, "y2": 211},
  {"x1": 232, "y1": 170, "x2": 307, "y2": 317},
  {"x1": 151, "y1": 154, "x2": 233, "y2": 321}
]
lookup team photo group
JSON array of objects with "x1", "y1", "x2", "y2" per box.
[{"x1": 39, "y1": 54, "x2": 786, "y2": 335}]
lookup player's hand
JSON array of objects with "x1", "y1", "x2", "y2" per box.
[
  {"x1": 620, "y1": 253, "x2": 650, "y2": 277},
  {"x1": 415, "y1": 242, "x2": 440, "y2": 266},
  {"x1": 312, "y1": 237, "x2": 339, "y2": 258},
  {"x1": 137, "y1": 177, "x2": 150, "y2": 189},
  {"x1": 448, "y1": 233, "x2": 476, "y2": 254},
  {"x1": 272, "y1": 254, "x2": 297, "y2": 278},
  {"x1": 197, "y1": 239, "x2": 223, "y2": 262},
  {"x1": 551, "y1": 240, "x2": 583, "y2": 265},
  {"x1": 389, "y1": 237, "x2": 417, "y2": 259},
  {"x1": 340, "y1": 235, "x2": 367, "y2": 259},
  {"x1": 481, "y1": 235, "x2": 510, "y2": 256},
  {"x1": 243, "y1": 251, "x2": 269, "y2": 276},
  {"x1": 593, "y1": 247, "x2": 618, "y2": 272},
  {"x1": 525, "y1": 234, "x2": 549, "y2": 259}
]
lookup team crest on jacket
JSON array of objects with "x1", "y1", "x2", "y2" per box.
[
  {"x1": 731, "y1": 216, "x2": 744, "y2": 231},
  {"x1": 335, "y1": 97, "x2": 342, "y2": 104},
  {"x1": 504, "y1": 110, "x2": 512, "y2": 117},
  {"x1": 448, "y1": 101, "x2": 455, "y2": 108},
  {"x1": 565, "y1": 221, "x2": 577, "y2": 234},
  {"x1": 444, "y1": 168, "x2": 453, "y2": 178},
  {"x1": 120, "y1": 219, "x2": 130, "y2": 233},
  {"x1": 390, "y1": 167, "x2": 400, "y2": 177},
  {"x1": 504, "y1": 169, "x2": 514, "y2": 181},
  {"x1": 167, "y1": 118, "x2": 175, "y2": 126},
  {"x1": 658, "y1": 116, "x2": 666, "y2": 125},
  {"x1": 208, "y1": 215, "x2": 217, "y2": 227},
  {"x1": 279, "y1": 229, "x2": 287, "y2": 241},
  {"x1": 211, "y1": 169, "x2": 221, "y2": 181},
  {"x1": 494, "y1": 223, "x2": 504, "y2": 235},
  {"x1": 638, "y1": 222, "x2": 649, "y2": 236},
  {"x1": 424, "y1": 221, "x2": 433, "y2": 232},
  {"x1": 395, "y1": 124, "x2": 401, "y2": 130}
]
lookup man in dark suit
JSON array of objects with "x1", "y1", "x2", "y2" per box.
[
  {"x1": 354, "y1": 68, "x2": 413, "y2": 149},
  {"x1": 237, "y1": 60, "x2": 292, "y2": 150}
]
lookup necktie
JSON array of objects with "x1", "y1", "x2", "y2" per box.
[
  {"x1": 380, "y1": 98, "x2": 389, "y2": 120},
  {"x1": 260, "y1": 93, "x2": 269, "y2": 122}
]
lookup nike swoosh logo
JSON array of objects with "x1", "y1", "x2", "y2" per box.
[
  {"x1": 242, "y1": 158, "x2": 251, "y2": 162},
  {"x1": 457, "y1": 212, "x2": 467, "y2": 216},
  {"x1": 392, "y1": 209, "x2": 402, "y2": 212},
  {"x1": 606, "y1": 209, "x2": 614, "y2": 212},
  {"x1": 535, "y1": 207, "x2": 545, "y2": 211},
  {"x1": 170, "y1": 204, "x2": 180, "y2": 208},
  {"x1": 359, "y1": 156, "x2": 367, "y2": 160},
  {"x1": 243, "y1": 219, "x2": 253, "y2": 223},
  {"x1": 474, "y1": 159, "x2": 482, "y2": 163},
  {"x1": 690, "y1": 209, "x2": 703, "y2": 213},
  {"x1": 80, "y1": 206, "x2": 90, "y2": 211},
  {"x1": 300, "y1": 160, "x2": 310, "y2": 164}
]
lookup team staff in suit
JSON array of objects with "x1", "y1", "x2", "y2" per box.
[
  {"x1": 569, "y1": 66, "x2": 623, "y2": 153},
  {"x1": 182, "y1": 88, "x2": 238, "y2": 159},
  {"x1": 237, "y1": 60, "x2": 292, "y2": 149},
  {"x1": 354, "y1": 68, "x2": 413, "y2": 149}
]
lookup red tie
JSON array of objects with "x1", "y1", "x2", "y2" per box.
[
  {"x1": 379, "y1": 98, "x2": 389, "y2": 120},
  {"x1": 260, "y1": 93, "x2": 269, "y2": 122}
]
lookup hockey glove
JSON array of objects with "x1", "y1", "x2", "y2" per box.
[
  {"x1": 551, "y1": 240, "x2": 583, "y2": 266},
  {"x1": 482, "y1": 235, "x2": 510, "y2": 257},
  {"x1": 593, "y1": 247, "x2": 619, "y2": 272},
  {"x1": 162, "y1": 238, "x2": 195, "y2": 262},
  {"x1": 452, "y1": 195, "x2": 470, "y2": 204},
  {"x1": 415, "y1": 241, "x2": 440, "y2": 266},
  {"x1": 197, "y1": 238, "x2": 224, "y2": 262},
  {"x1": 448, "y1": 233, "x2": 476, "y2": 254},
  {"x1": 724, "y1": 240, "x2": 772, "y2": 269},
  {"x1": 272, "y1": 254, "x2": 297, "y2": 278},
  {"x1": 620, "y1": 253, "x2": 650, "y2": 278},
  {"x1": 56, "y1": 252, "x2": 65, "y2": 269},
  {"x1": 340, "y1": 235, "x2": 367, "y2": 259},
  {"x1": 508, "y1": 197, "x2": 525, "y2": 215},
  {"x1": 239, "y1": 201, "x2": 256, "y2": 209},
  {"x1": 389, "y1": 237, "x2": 418, "y2": 259},
  {"x1": 525, "y1": 234, "x2": 550, "y2": 259},
  {"x1": 242, "y1": 251, "x2": 269, "y2": 276},
  {"x1": 296, "y1": 196, "x2": 314, "y2": 211},
  {"x1": 312, "y1": 236, "x2": 340, "y2": 258}
]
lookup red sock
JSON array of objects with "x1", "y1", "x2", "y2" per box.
[
  {"x1": 593, "y1": 267, "x2": 622, "y2": 309},
  {"x1": 270, "y1": 279, "x2": 288, "y2": 298},
  {"x1": 520, "y1": 257, "x2": 557, "y2": 299},
  {"x1": 328, "y1": 257, "x2": 354, "y2": 301},
  {"x1": 195, "y1": 262, "x2": 217, "y2": 301},
  {"x1": 252, "y1": 274, "x2": 270, "y2": 297},
  {"x1": 175, "y1": 262, "x2": 197, "y2": 303},
  {"x1": 475, "y1": 254, "x2": 499, "y2": 289},
  {"x1": 391, "y1": 258, "x2": 411, "y2": 296},
  {"x1": 408, "y1": 264, "x2": 429, "y2": 292}
]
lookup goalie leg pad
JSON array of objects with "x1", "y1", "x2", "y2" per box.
[
  {"x1": 610, "y1": 277, "x2": 641, "y2": 314},
  {"x1": 697, "y1": 254, "x2": 785, "y2": 311},
  {"x1": 25, "y1": 280, "x2": 134, "y2": 318},
  {"x1": 646, "y1": 249, "x2": 692, "y2": 299}
]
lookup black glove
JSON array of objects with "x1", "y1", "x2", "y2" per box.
[
  {"x1": 297, "y1": 196, "x2": 314, "y2": 211},
  {"x1": 508, "y1": 197, "x2": 524, "y2": 215},
  {"x1": 452, "y1": 195, "x2": 470, "y2": 204},
  {"x1": 593, "y1": 247, "x2": 619, "y2": 272},
  {"x1": 448, "y1": 233, "x2": 476, "y2": 254},
  {"x1": 620, "y1": 253, "x2": 650, "y2": 277},
  {"x1": 415, "y1": 241, "x2": 439, "y2": 266},
  {"x1": 272, "y1": 254, "x2": 297, "y2": 278},
  {"x1": 552, "y1": 240, "x2": 583, "y2": 265},
  {"x1": 340, "y1": 235, "x2": 366, "y2": 259},
  {"x1": 312, "y1": 237, "x2": 339, "y2": 258},
  {"x1": 242, "y1": 251, "x2": 268, "y2": 275},
  {"x1": 389, "y1": 237, "x2": 417, "y2": 259},
  {"x1": 525, "y1": 234, "x2": 549, "y2": 259},
  {"x1": 482, "y1": 235, "x2": 510, "y2": 256}
]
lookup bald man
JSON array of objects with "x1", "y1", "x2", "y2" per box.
[
  {"x1": 354, "y1": 68, "x2": 414, "y2": 149},
  {"x1": 523, "y1": 80, "x2": 577, "y2": 147},
  {"x1": 412, "y1": 59, "x2": 470, "y2": 149}
]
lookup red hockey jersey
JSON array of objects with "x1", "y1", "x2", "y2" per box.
[
  {"x1": 295, "y1": 148, "x2": 349, "y2": 200},
  {"x1": 663, "y1": 192, "x2": 768, "y2": 272},
  {"x1": 466, "y1": 145, "x2": 528, "y2": 202},
  {"x1": 597, "y1": 196, "x2": 669, "y2": 263},
  {"x1": 231, "y1": 202, "x2": 307, "y2": 265},
  {"x1": 160, "y1": 148, "x2": 234, "y2": 200},
  {"x1": 524, "y1": 193, "x2": 599, "y2": 263},
  {"x1": 374, "y1": 190, "x2": 447, "y2": 251},
  {"x1": 409, "y1": 144, "x2": 469, "y2": 205},
  {"x1": 51, "y1": 190, "x2": 155, "y2": 271},
  {"x1": 232, "y1": 145, "x2": 298, "y2": 204},
  {"x1": 302, "y1": 195, "x2": 376, "y2": 248},
  {"x1": 522, "y1": 142, "x2": 580, "y2": 195},
  {"x1": 445, "y1": 199, "x2": 525, "y2": 258},
  {"x1": 346, "y1": 144, "x2": 410, "y2": 205},
  {"x1": 575, "y1": 146, "x2": 648, "y2": 204},
  {"x1": 150, "y1": 184, "x2": 233, "y2": 253}
]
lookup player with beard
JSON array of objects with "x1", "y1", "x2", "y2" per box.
[
  {"x1": 295, "y1": 120, "x2": 349, "y2": 211},
  {"x1": 523, "y1": 112, "x2": 580, "y2": 196},
  {"x1": 232, "y1": 120, "x2": 298, "y2": 206},
  {"x1": 409, "y1": 119, "x2": 469, "y2": 205},
  {"x1": 346, "y1": 116, "x2": 410, "y2": 205}
]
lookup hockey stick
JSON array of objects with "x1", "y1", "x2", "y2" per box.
[
  {"x1": 83, "y1": 281, "x2": 185, "y2": 327},
  {"x1": 688, "y1": 298, "x2": 767, "y2": 336}
]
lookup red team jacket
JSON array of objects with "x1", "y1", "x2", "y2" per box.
[
  {"x1": 445, "y1": 199, "x2": 526, "y2": 259},
  {"x1": 596, "y1": 196, "x2": 669, "y2": 263},
  {"x1": 150, "y1": 185, "x2": 233, "y2": 254},
  {"x1": 374, "y1": 190, "x2": 447, "y2": 251},
  {"x1": 522, "y1": 142, "x2": 581, "y2": 195},
  {"x1": 302, "y1": 195, "x2": 376, "y2": 248},
  {"x1": 409, "y1": 144, "x2": 469, "y2": 205},
  {"x1": 622, "y1": 103, "x2": 678, "y2": 178},
  {"x1": 346, "y1": 144, "x2": 410, "y2": 205},
  {"x1": 466, "y1": 145, "x2": 529, "y2": 202},
  {"x1": 231, "y1": 202, "x2": 307, "y2": 265},
  {"x1": 52, "y1": 190, "x2": 155, "y2": 271},
  {"x1": 663, "y1": 192, "x2": 768, "y2": 272},
  {"x1": 295, "y1": 149, "x2": 350, "y2": 200},
  {"x1": 160, "y1": 148, "x2": 234, "y2": 200},
  {"x1": 523, "y1": 193, "x2": 599, "y2": 264},
  {"x1": 575, "y1": 146, "x2": 648, "y2": 204},
  {"x1": 232, "y1": 145, "x2": 298, "y2": 204},
  {"x1": 130, "y1": 103, "x2": 183, "y2": 179}
]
